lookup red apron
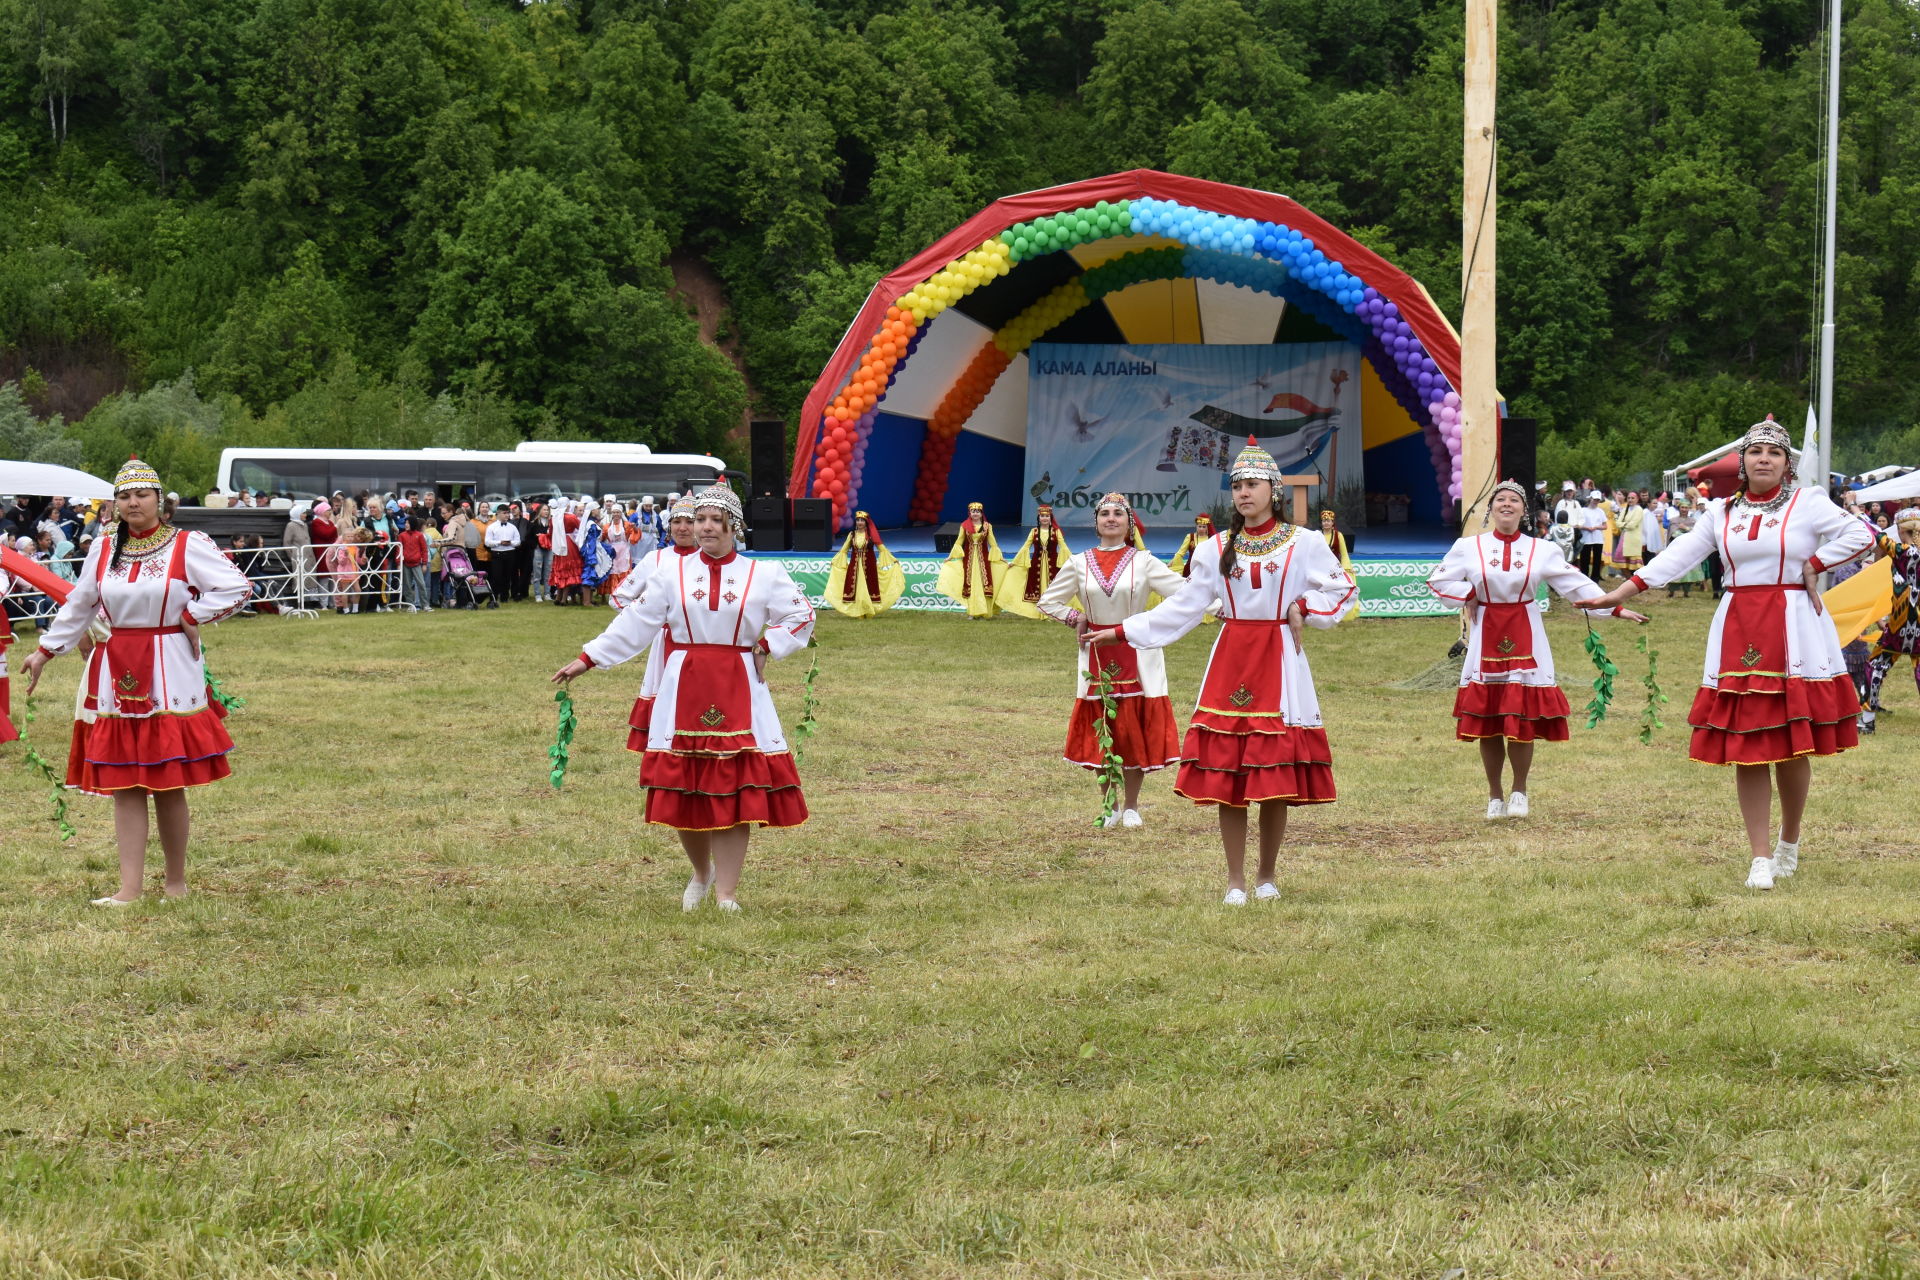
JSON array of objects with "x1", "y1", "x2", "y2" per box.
[{"x1": 1478, "y1": 601, "x2": 1538, "y2": 674}]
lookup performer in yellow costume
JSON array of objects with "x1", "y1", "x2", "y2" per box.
[
  {"x1": 1313, "y1": 510, "x2": 1359, "y2": 621},
  {"x1": 1169, "y1": 513, "x2": 1216, "y2": 577},
  {"x1": 997, "y1": 504, "x2": 1072, "y2": 618},
  {"x1": 827, "y1": 511, "x2": 904, "y2": 618},
  {"x1": 936, "y1": 502, "x2": 1004, "y2": 618}
]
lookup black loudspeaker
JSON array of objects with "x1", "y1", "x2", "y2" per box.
[
  {"x1": 933, "y1": 522, "x2": 965, "y2": 554},
  {"x1": 1501, "y1": 416, "x2": 1538, "y2": 500},
  {"x1": 790, "y1": 497, "x2": 833, "y2": 552},
  {"x1": 747, "y1": 496, "x2": 788, "y2": 551},
  {"x1": 749, "y1": 419, "x2": 786, "y2": 498}
]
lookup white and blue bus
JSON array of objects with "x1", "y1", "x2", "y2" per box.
[{"x1": 216, "y1": 442, "x2": 731, "y2": 507}]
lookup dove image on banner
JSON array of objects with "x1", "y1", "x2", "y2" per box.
[{"x1": 1023, "y1": 341, "x2": 1361, "y2": 526}]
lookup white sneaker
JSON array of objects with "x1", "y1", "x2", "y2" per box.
[
  {"x1": 1771, "y1": 839, "x2": 1799, "y2": 879},
  {"x1": 1222, "y1": 888, "x2": 1248, "y2": 907},
  {"x1": 89, "y1": 895, "x2": 137, "y2": 907},
  {"x1": 1485, "y1": 797, "x2": 1506, "y2": 820},
  {"x1": 1253, "y1": 882, "x2": 1279, "y2": 901},
  {"x1": 1745, "y1": 857, "x2": 1775, "y2": 890},
  {"x1": 716, "y1": 899, "x2": 741, "y2": 913},
  {"x1": 681, "y1": 877, "x2": 711, "y2": 912},
  {"x1": 1101, "y1": 811, "x2": 1123, "y2": 829},
  {"x1": 1506, "y1": 792, "x2": 1529, "y2": 818},
  {"x1": 1120, "y1": 809, "x2": 1143, "y2": 829}
]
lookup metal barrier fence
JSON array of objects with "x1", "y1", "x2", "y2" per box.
[{"x1": 0, "y1": 544, "x2": 455, "y2": 624}]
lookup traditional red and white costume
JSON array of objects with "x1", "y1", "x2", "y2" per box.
[
  {"x1": 609, "y1": 496, "x2": 700, "y2": 743},
  {"x1": 1632, "y1": 480, "x2": 1871, "y2": 765},
  {"x1": 578, "y1": 490, "x2": 815, "y2": 830},
  {"x1": 36, "y1": 520, "x2": 251, "y2": 795},
  {"x1": 0, "y1": 559, "x2": 19, "y2": 744},
  {"x1": 1038, "y1": 536, "x2": 1186, "y2": 772},
  {"x1": 1114, "y1": 451, "x2": 1357, "y2": 806},
  {"x1": 1425, "y1": 525, "x2": 1616, "y2": 742}
]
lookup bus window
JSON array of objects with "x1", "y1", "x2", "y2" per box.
[
  {"x1": 507, "y1": 462, "x2": 585, "y2": 500},
  {"x1": 234, "y1": 460, "x2": 327, "y2": 499}
]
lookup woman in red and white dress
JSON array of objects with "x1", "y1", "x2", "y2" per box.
[
  {"x1": 1037, "y1": 493, "x2": 1185, "y2": 827},
  {"x1": 553, "y1": 484, "x2": 815, "y2": 912},
  {"x1": 1579, "y1": 417, "x2": 1872, "y2": 889},
  {"x1": 1085, "y1": 439, "x2": 1357, "y2": 905},
  {"x1": 21, "y1": 459, "x2": 252, "y2": 905},
  {"x1": 610, "y1": 493, "x2": 699, "y2": 743},
  {"x1": 1427, "y1": 480, "x2": 1646, "y2": 820}
]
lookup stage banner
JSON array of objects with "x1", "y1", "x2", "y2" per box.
[
  {"x1": 762, "y1": 557, "x2": 965, "y2": 613},
  {"x1": 773, "y1": 555, "x2": 1483, "y2": 619},
  {"x1": 1023, "y1": 341, "x2": 1360, "y2": 525},
  {"x1": 1351, "y1": 560, "x2": 1455, "y2": 618}
]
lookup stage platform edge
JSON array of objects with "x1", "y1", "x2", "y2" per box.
[{"x1": 755, "y1": 526, "x2": 1457, "y2": 619}]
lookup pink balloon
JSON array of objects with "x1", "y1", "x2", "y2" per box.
[{"x1": 1443, "y1": 391, "x2": 1462, "y2": 409}]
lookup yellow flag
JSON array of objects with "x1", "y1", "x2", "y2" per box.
[{"x1": 1824, "y1": 557, "x2": 1894, "y2": 648}]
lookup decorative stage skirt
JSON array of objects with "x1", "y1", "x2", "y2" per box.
[
  {"x1": 626, "y1": 640, "x2": 807, "y2": 830},
  {"x1": 66, "y1": 701, "x2": 233, "y2": 796},
  {"x1": 1174, "y1": 619, "x2": 1336, "y2": 807},
  {"x1": 1451, "y1": 681, "x2": 1572, "y2": 743},
  {"x1": 1063, "y1": 694, "x2": 1181, "y2": 772},
  {"x1": 1688, "y1": 585, "x2": 1859, "y2": 766}
]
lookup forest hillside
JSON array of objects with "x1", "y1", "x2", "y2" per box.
[{"x1": 1, "y1": 0, "x2": 1916, "y2": 494}]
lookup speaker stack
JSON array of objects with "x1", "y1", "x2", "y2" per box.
[
  {"x1": 749, "y1": 419, "x2": 786, "y2": 499},
  {"x1": 790, "y1": 498, "x2": 833, "y2": 552},
  {"x1": 1501, "y1": 416, "x2": 1538, "y2": 500},
  {"x1": 747, "y1": 496, "x2": 789, "y2": 552}
]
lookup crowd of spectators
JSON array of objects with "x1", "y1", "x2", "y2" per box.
[{"x1": 2, "y1": 487, "x2": 683, "y2": 628}]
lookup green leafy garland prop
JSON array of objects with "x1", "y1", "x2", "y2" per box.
[
  {"x1": 1090, "y1": 651, "x2": 1125, "y2": 827},
  {"x1": 548, "y1": 684, "x2": 577, "y2": 789},
  {"x1": 1637, "y1": 631, "x2": 1669, "y2": 745},
  {"x1": 17, "y1": 695, "x2": 76, "y2": 842},
  {"x1": 1582, "y1": 621, "x2": 1618, "y2": 729},
  {"x1": 791, "y1": 640, "x2": 821, "y2": 764},
  {"x1": 204, "y1": 662, "x2": 246, "y2": 712}
]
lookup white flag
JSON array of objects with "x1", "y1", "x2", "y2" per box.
[{"x1": 1800, "y1": 404, "x2": 1821, "y2": 489}]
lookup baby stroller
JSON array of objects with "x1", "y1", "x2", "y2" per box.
[{"x1": 441, "y1": 544, "x2": 492, "y2": 609}]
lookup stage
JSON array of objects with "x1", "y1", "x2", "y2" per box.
[
  {"x1": 785, "y1": 522, "x2": 1453, "y2": 560},
  {"x1": 765, "y1": 523, "x2": 1459, "y2": 619}
]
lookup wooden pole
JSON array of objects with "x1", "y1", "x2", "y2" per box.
[{"x1": 1460, "y1": 0, "x2": 1499, "y2": 531}]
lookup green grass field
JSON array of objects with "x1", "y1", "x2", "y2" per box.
[{"x1": 2, "y1": 594, "x2": 1917, "y2": 1279}]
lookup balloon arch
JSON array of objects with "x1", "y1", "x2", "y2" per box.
[{"x1": 791, "y1": 171, "x2": 1469, "y2": 531}]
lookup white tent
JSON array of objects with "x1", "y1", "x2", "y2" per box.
[
  {"x1": 1853, "y1": 471, "x2": 1920, "y2": 504},
  {"x1": 0, "y1": 460, "x2": 114, "y2": 500}
]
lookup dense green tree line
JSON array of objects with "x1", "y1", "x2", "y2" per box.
[{"x1": 0, "y1": 0, "x2": 1914, "y2": 496}]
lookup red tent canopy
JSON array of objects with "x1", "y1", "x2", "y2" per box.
[{"x1": 1688, "y1": 452, "x2": 1742, "y2": 500}]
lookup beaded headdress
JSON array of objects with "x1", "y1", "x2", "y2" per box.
[
  {"x1": 691, "y1": 481, "x2": 744, "y2": 534},
  {"x1": 667, "y1": 494, "x2": 697, "y2": 521},
  {"x1": 1319, "y1": 509, "x2": 1337, "y2": 523},
  {"x1": 1229, "y1": 436, "x2": 1282, "y2": 484},
  {"x1": 1736, "y1": 415, "x2": 1798, "y2": 486},
  {"x1": 114, "y1": 456, "x2": 162, "y2": 493},
  {"x1": 1094, "y1": 492, "x2": 1131, "y2": 515},
  {"x1": 1490, "y1": 479, "x2": 1530, "y2": 506}
]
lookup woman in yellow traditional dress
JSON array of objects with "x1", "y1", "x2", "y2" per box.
[
  {"x1": 936, "y1": 501, "x2": 1004, "y2": 618},
  {"x1": 1169, "y1": 513, "x2": 1217, "y2": 577},
  {"x1": 827, "y1": 511, "x2": 904, "y2": 618},
  {"x1": 997, "y1": 504, "x2": 1071, "y2": 618}
]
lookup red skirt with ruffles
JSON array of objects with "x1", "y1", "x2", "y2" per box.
[
  {"x1": 1173, "y1": 717, "x2": 1337, "y2": 807},
  {"x1": 66, "y1": 700, "x2": 234, "y2": 795},
  {"x1": 1451, "y1": 681, "x2": 1571, "y2": 743},
  {"x1": 637, "y1": 746, "x2": 808, "y2": 830},
  {"x1": 625, "y1": 696, "x2": 655, "y2": 752},
  {"x1": 1064, "y1": 694, "x2": 1181, "y2": 771},
  {"x1": 0, "y1": 674, "x2": 16, "y2": 744},
  {"x1": 1687, "y1": 672, "x2": 1859, "y2": 765}
]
